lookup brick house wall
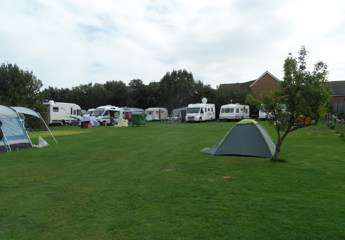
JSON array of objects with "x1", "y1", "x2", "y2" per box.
[
  {"x1": 327, "y1": 81, "x2": 345, "y2": 114},
  {"x1": 249, "y1": 72, "x2": 280, "y2": 100}
]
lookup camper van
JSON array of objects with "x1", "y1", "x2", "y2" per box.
[
  {"x1": 44, "y1": 100, "x2": 82, "y2": 125},
  {"x1": 92, "y1": 106, "x2": 144, "y2": 125},
  {"x1": 186, "y1": 99, "x2": 216, "y2": 122},
  {"x1": 92, "y1": 105, "x2": 119, "y2": 125},
  {"x1": 219, "y1": 104, "x2": 250, "y2": 120},
  {"x1": 145, "y1": 108, "x2": 168, "y2": 121}
]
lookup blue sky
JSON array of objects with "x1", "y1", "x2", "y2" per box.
[{"x1": 1, "y1": 0, "x2": 345, "y2": 88}]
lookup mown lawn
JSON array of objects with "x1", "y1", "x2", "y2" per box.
[{"x1": 0, "y1": 122, "x2": 345, "y2": 239}]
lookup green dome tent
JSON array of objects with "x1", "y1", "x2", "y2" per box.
[{"x1": 202, "y1": 119, "x2": 276, "y2": 158}]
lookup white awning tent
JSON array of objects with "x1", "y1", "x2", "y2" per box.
[
  {"x1": 11, "y1": 107, "x2": 41, "y2": 118},
  {"x1": 0, "y1": 105, "x2": 17, "y2": 118},
  {"x1": 0, "y1": 105, "x2": 57, "y2": 153}
]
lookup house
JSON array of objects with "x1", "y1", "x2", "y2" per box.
[
  {"x1": 219, "y1": 71, "x2": 280, "y2": 100},
  {"x1": 219, "y1": 71, "x2": 345, "y2": 115},
  {"x1": 327, "y1": 81, "x2": 345, "y2": 114}
]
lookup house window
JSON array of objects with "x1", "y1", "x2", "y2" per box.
[{"x1": 53, "y1": 107, "x2": 59, "y2": 112}]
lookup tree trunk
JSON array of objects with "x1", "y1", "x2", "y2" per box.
[{"x1": 272, "y1": 139, "x2": 282, "y2": 161}]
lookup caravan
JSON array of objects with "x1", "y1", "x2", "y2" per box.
[
  {"x1": 145, "y1": 108, "x2": 168, "y2": 121},
  {"x1": 186, "y1": 98, "x2": 215, "y2": 122},
  {"x1": 219, "y1": 104, "x2": 250, "y2": 120},
  {"x1": 44, "y1": 100, "x2": 82, "y2": 125}
]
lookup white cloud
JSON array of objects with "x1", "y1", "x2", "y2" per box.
[{"x1": 0, "y1": 0, "x2": 345, "y2": 88}]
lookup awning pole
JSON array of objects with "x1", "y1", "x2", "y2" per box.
[
  {"x1": 1, "y1": 130, "x2": 12, "y2": 152},
  {"x1": 39, "y1": 113, "x2": 58, "y2": 144}
]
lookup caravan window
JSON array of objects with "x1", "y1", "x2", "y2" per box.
[
  {"x1": 236, "y1": 108, "x2": 239, "y2": 113},
  {"x1": 72, "y1": 110, "x2": 80, "y2": 115},
  {"x1": 222, "y1": 108, "x2": 230, "y2": 113},
  {"x1": 187, "y1": 108, "x2": 200, "y2": 114},
  {"x1": 53, "y1": 107, "x2": 59, "y2": 112}
]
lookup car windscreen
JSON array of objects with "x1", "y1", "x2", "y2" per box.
[
  {"x1": 187, "y1": 107, "x2": 200, "y2": 114},
  {"x1": 92, "y1": 109, "x2": 105, "y2": 117},
  {"x1": 114, "y1": 111, "x2": 120, "y2": 118}
]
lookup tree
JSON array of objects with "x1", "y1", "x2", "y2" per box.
[
  {"x1": 127, "y1": 79, "x2": 147, "y2": 108},
  {"x1": 0, "y1": 63, "x2": 42, "y2": 107},
  {"x1": 245, "y1": 94, "x2": 261, "y2": 118},
  {"x1": 158, "y1": 69, "x2": 196, "y2": 111},
  {"x1": 265, "y1": 47, "x2": 330, "y2": 161},
  {"x1": 104, "y1": 81, "x2": 128, "y2": 107},
  {"x1": 216, "y1": 85, "x2": 247, "y2": 116}
]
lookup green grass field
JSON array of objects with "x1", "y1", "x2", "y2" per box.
[{"x1": 1, "y1": 122, "x2": 345, "y2": 239}]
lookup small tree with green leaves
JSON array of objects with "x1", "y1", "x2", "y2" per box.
[
  {"x1": 245, "y1": 94, "x2": 262, "y2": 117},
  {"x1": 265, "y1": 47, "x2": 330, "y2": 161}
]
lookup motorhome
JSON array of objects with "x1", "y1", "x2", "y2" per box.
[
  {"x1": 91, "y1": 105, "x2": 119, "y2": 125},
  {"x1": 186, "y1": 99, "x2": 215, "y2": 122},
  {"x1": 92, "y1": 106, "x2": 145, "y2": 125},
  {"x1": 219, "y1": 104, "x2": 250, "y2": 120},
  {"x1": 145, "y1": 108, "x2": 168, "y2": 121},
  {"x1": 44, "y1": 100, "x2": 82, "y2": 125}
]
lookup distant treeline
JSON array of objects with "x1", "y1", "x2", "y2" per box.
[{"x1": 0, "y1": 63, "x2": 250, "y2": 114}]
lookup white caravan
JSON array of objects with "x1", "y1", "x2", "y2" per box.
[
  {"x1": 219, "y1": 104, "x2": 250, "y2": 120},
  {"x1": 186, "y1": 99, "x2": 216, "y2": 122},
  {"x1": 44, "y1": 100, "x2": 82, "y2": 125},
  {"x1": 145, "y1": 108, "x2": 168, "y2": 121}
]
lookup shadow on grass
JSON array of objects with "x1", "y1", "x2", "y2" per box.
[{"x1": 270, "y1": 158, "x2": 288, "y2": 163}]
